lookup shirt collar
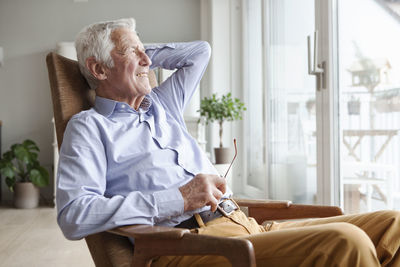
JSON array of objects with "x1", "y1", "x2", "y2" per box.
[
  {"x1": 138, "y1": 96, "x2": 152, "y2": 113},
  {"x1": 94, "y1": 95, "x2": 153, "y2": 117}
]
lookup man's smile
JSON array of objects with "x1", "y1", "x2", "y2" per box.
[{"x1": 136, "y1": 72, "x2": 148, "y2": 77}]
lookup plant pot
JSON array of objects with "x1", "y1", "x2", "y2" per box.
[
  {"x1": 347, "y1": 101, "x2": 360, "y2": 115},
  {"x1": 13, "y1": 182, "x2": 40, "y2": 209},
  {"x1": 214, "y1": 147, "x2": 233, "y2": 164}
]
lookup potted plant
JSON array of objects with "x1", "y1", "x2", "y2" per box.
[
  {"x1": 0, "y1": 139, "x2": 49, "y2": 208},
  {"x1": 198, "y1": 93, "x2": 246, "y2": 164}
]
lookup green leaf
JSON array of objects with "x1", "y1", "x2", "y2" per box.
[
  {"x1": 30, "y1": 152, "x2": 38, "y2": 161},
  {"x1": 23, "y1": 139, "x2": 40, "y2": 152},
  {"x1": 14, "y1": 145, "x2": 31, "y2": 164},
  {"x1": 5, "y1": 177, "x2": 15, "y2": 192},
  {"x1": 0, "y1": 164, "x2": 15, "y2": 178},
  {"x1": 29, "y1": 167, "x2": 49, "y2": 187},
  {"x1": 3, "y1": 151, "x2": 14, "y2": 161}
]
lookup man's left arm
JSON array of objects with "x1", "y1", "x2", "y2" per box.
[{"x1": 146, "y1": 41, "x2": 211, "y2": 114}]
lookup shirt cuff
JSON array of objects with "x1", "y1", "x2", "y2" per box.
[{"x1": 153, "y1": 187, "x2": 184, "y2": 219}]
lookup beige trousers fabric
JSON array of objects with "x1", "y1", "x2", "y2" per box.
[{"x1": 152, "y1": 209, "x2": 400, "y2": 267}]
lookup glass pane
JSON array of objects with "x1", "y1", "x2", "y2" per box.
[
  {"x1": 267, "y1": 0, "x2": 317, "y2": 204},
  {"x1": 246, "y1": 0, "x2": 266, "y2": 190},
  {"x1": 339, "y1": 0, "x2": 400, "y2": 214}
]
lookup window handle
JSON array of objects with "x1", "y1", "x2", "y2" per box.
[{"x1": 307, "y1": 30, "x2": 326, "y2": 90}]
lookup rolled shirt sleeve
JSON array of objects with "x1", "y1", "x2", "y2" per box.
[{"x1": 146, "y1": 41, "x2": 211, "y2": 117}]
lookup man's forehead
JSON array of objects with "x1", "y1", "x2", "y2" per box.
[{"x1": 111, "y1": 27, "x2": 142, "y2": 47}]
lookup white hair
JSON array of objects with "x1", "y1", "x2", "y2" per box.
[{"x1": 75, "y1": 18, "x2": 136, "y2": 89}]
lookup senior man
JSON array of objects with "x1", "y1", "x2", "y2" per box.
[{"x1": 57, "y1": 18, "x2": 400, "y2": 266}]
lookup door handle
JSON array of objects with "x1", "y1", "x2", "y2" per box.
[{"x1": 307, "y1": 30, "x2": 326, "y2": 90}]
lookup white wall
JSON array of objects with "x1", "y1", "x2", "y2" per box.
[{"x1": 0, "y1": 0, "x2": 201, "y2": 203}]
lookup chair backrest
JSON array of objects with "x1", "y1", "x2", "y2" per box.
[
  {"x1": 46, "y1": 52, "x2": 158, "y2": 267},
  {"x1": 46, "y1": 52, "x2": 95, "y2": 150}
]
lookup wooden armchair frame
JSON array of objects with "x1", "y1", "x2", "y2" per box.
[{"x1": 46, "y1": 52, "x2": 343, "y2": 267}]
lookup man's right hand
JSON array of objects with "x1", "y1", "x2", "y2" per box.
[{"x1": 179, "y1": 174, "x2": 226, "y2": 212}]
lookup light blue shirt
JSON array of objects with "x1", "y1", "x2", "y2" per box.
[{"x1": 56, "y1": 41, "x2": 232, "y2": 240}]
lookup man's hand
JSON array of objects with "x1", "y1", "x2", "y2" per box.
[{"x1": 179, "y1": 174, "x2": 226, "y2": 212}]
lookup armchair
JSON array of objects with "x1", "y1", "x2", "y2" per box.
[{"x1": 46, "y1": 52, "x2": 343, "y2": 267}]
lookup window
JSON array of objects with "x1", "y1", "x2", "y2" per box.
[{"x1": 240, "y1": 0, "x2": 400, "y2": 213}]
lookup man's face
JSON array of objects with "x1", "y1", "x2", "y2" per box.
[{"x1": 105, "y1": 27, "x2": 152, "y2": 99}]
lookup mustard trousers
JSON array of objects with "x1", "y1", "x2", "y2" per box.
[{"x1": 152, "y1": 209, "x2": 400, "y2": 267}]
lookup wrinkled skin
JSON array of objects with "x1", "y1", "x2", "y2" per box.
[{"x1": 179, "y1": 174, "x2": 226, "y2": 212}]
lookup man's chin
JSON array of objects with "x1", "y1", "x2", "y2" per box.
[{"x1": 145, "y1": 83, "x2": 152, "y2": 92}]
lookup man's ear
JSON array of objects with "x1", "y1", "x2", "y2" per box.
[{"x1": 86, "y1": 57, "x2": 108, "y2": 80}]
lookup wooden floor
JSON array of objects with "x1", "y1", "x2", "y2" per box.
[{"x1": 0, "y1": 206, "x2": 94, "y2": 267}]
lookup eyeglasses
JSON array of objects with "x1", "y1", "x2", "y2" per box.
[{"x1": 223, "y1": 139, "x2": 237, "y2": 179}]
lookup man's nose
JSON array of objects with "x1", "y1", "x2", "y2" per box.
[{"x1": 139, "y1": 51, "x2": 151, "y2": 66}]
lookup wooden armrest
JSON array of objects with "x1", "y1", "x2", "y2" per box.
[
  {"x1": 247, "y1": 203, "x2": 343, "y2": 224},
  {"x1": 108, "y1": 225, "x2": 256, "y2": 267},
  {"x1": 134, "y1": 232, "x2": 255, "y2": 267},
  {"x1": 108, "y1": 224, "x2": 190, "y2": 240},
  {"x1": 235, "y1": 198, "x2": 343, "y2": 223},
  {"x1": 235, "y1": 198, "x2": 292, "y2": 208}
]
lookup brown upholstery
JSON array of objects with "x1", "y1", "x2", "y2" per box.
[
  {"x1": 85, "y1": 232, "x2": 133, "y2": 267},
  {"x1": 46, "y1": 53, "x2": 95, "y2": 150},
  {"x1": 46, "y1": 52, "x2": 343, "y2": 267}
]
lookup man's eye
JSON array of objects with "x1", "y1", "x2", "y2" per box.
[
  {"x1": 126, "y1": 47, "x2": 138, "y2": 55},
  {"x1": 124, "y1": 47, "x2": 133, "y2": 54},
  {"x1": 116, "y1": 48, "x2": 130, "y2": 55}
]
